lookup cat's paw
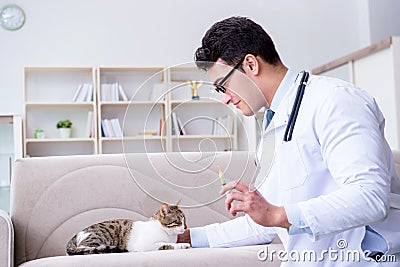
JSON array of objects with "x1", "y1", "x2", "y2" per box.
[{"x1": 179, "y1": 243, "x2": 191, "y2": 249}]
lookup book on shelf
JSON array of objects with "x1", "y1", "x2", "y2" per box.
[
  {"x1": 100, "y1": 84, "x2": 113, "y2": 101},
  {"x1": 72, "y1": 84, "x2": 83, "y2": 102},
  {"x1": 85, "y1": 111, "x2": 95, "y2": 138},
  {"x1": 110, "y1": 118, "x2": 123, "y2": 137},
  {"x1": 101, "y1": 118, "x2": 123, "y2": 138},
  {"x1": 100, "y1": 82, "x2": 128, "y2": 101},
  {"x1": 73, "y1": 84, "x2": 93, "y2": 102},
  {"x1": 159, "y1": 118, "x2": 165, "y2": 136},
  {"x1": 171, "y1": 112, "x2": 185, "y2": 136},
  {"x1": 176, "y1": 115, "x2": 186, "y2": 135},
  {"x1": 171, "y1": 112, "x2": 178, "y2": 135},
  {"x1": 85, "y1": 84, "x2": 93, "y2": 102},
  {"x1": 101, "y1": 119, "x2": 113, "y2": 137},
  {"x1": 118, "y1": 84, "x2": 128, "y2": 101}
]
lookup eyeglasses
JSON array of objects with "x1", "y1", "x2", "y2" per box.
[{"x1": 214, "y1": 57, "x2": 245, "y2": 94}]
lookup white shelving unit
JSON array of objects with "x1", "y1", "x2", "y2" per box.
[
  {"x1": 23, "y1": 65, "x2": 241, "y2": 157},
  {"x1": 97, "y1": 67, "x2": 167, "y2": 154},
  {"x1": 23, "y1": 67, "x2": 97, "y2": 157}
]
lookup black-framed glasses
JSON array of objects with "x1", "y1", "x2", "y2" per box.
[{"x1": 214, "y1": 57, "x2": 245, "y2": 93}]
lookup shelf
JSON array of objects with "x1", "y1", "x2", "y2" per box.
[
  {"x1": 25, "y1": 102, "x2": 95, "y2": 107},
  {"x1": 98, "y1": 66, "x2": 165, "y2": 72},
  {"x1": 25, "y1": 66, "x2": 94, "y2": 72},
  {"x1": 25, "y1": 138, "x2": 95, "y2": 143},
  {"x1": 101, "y1": 136, "x2": 165, "y2": 141},
  {"x1": 170, "y1": 99, "x2": 221, "y2": 105},
  {"x1": 171, "y1": 135, "x2": 233, "y2": 139},
  {"x1": 100, "y1": 101, "x2": 166, "y2": 106}
]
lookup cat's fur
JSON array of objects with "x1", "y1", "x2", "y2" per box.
[{"x1": 66, "y1": 203, "x2": 190, "y2": 255}]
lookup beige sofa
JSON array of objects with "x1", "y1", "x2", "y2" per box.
[
  {"x1": 2, "y1": 150, "x2": 400, "y2": 266},
  {"x1": 0, "y1": 151, "x2": 284, "y2": 267}
]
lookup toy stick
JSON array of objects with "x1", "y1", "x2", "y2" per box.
[{"x1": 218, "y1": 165, "x2": 226, "y2": 186}]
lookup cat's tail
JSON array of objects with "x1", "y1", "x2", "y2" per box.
[
  {"x1": 66, "y1": 235, "x2": 79, "y2": 256},
  {"x1": 66, "y1": 236, "x2": 98, "y2": 256},
  {"x1": 66, "y1": 236, "x2": 127, "y2": 255},
  {"x1": 66, "y1": 231, "x2": 94, "y2": 255}
]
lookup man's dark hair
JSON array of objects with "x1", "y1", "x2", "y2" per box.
[{"x1": 195, "y1": 16, "x2": 281, "y2": 71}]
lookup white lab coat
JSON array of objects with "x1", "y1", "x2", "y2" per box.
[{"x1": 203, "y1": 75, "x2": 400, "y2": 266}]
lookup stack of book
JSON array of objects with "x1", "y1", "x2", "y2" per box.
[
  {"x1": 72, "y1": 84, "x2": 94, "y2": 102},
  {"x1": 171, "y1": 112, "x2": 186, "y2": 135},
  {"x1": 100, "y1": 82, "x2": 128, "y2": 101},
  {"x1": 101, "y1": 118, "x2": 123, "y2": 137}
]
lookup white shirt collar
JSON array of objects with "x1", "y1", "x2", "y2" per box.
[{"x1": 269, "y1": 69, "x2": 298, "y2": 112}]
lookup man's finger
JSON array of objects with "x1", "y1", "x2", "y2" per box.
[
  {"x1": 219, "y1": 180, "x2": 254, "y2": 195},
  {"x1": 230, "y1": 202, "x2": 247, "y2": 216},
  {"x1": 224, "y1": 191, "x2": 245, "y2": 211},
  {"x1": 219, "y1": 180, "x2": 237, "y2": 195}
]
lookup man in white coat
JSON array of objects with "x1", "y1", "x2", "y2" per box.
[{"x1": 177, "y1": 17, "x2": 400, "y2": 266}]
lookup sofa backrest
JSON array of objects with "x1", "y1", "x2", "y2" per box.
[{"x1": 10, "y1": 151, "x2": 257, "y2": 265}]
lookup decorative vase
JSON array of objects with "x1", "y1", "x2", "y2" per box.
[{"x1": 58, "y1": 128, "x2": 72, "y2": 138}]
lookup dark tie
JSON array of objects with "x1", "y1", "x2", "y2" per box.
[{"x1": 265, "y1": 109, "x2": 275, "y2": 130}]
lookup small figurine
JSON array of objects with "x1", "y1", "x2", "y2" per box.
[{"x1": 189, "y1": 80, "x2": 202, "y2": 100}]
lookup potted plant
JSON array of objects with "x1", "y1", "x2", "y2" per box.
[{"x1": 56, "y1": 119, "x2": 72, "y2": 138}]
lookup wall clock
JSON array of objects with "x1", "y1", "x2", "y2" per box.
[{"x1": 0, "y1": 4, "x2": 25, "y2": 31}]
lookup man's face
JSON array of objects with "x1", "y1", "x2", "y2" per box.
[{"x1": 208, "y1": 59, "x2": 266, "y2": 116}]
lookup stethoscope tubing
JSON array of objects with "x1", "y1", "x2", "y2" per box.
[{"x1": 283, "y1": 71, "x2": 309, "y2": 142}]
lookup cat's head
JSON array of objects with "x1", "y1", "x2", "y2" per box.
[{"x1": 153, "y1": 202, "x2": 187, "y2": 234}]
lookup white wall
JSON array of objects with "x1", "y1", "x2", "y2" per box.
[
  {"x1": 368, "y1": 0, "x2": 400, "y2": 44},
  {"x1": 0, "y1": 0, "x2": 396, "y2": 115}
]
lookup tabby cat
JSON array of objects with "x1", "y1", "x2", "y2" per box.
[{"x1": 66, "y1": 203, "x2": 190, "y2": 255}]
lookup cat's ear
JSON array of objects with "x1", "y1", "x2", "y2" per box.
[
  {"x1": 175, "y1": 199, "x2": 182, "y2": 207},
  {"x1": 160, "y1": 204, "x2": 169, "y2": 218}
]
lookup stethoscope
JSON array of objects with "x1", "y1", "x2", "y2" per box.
[
  {"x1": 283, "y1": 70, "x2": 309, "y2": 142},
  {"x1": 255, "y1": 71, "x2": 309, "y2": 168}
]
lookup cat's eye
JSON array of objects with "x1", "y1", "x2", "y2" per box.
[{"x1": 167, "y1": 222, "x2": 180, "y2": 227}]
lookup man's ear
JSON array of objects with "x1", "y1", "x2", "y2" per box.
[{"x1": 243, "y1": 54, "x2": 259, "y2": 76}]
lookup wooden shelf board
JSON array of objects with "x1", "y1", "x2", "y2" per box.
[{"x1": 25, "y1": 138, "x2": 95, "y2": 143}]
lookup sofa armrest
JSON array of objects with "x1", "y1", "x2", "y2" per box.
[{"x1": 0, "y1": 209, "x2": 14, "y2": 267}]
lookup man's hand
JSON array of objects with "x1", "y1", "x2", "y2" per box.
[
  {"x1": 220, "y1": 180, "x2": 291, "y2": 229},
  {"x1": 177, "y1": 229, "x2": 191, "y2": 244}
]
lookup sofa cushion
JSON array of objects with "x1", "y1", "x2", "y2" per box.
[{"x1": 19, "y1": 245, "x2": 283, "y2": 267}]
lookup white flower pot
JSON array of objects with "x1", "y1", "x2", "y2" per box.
[{"x1": 58, "y1": 128, "x2": 72, "y2": 138}]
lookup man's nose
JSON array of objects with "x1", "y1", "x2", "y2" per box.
[{"x1": 220, "y1": 92, "x2": 232, "y2": 104}]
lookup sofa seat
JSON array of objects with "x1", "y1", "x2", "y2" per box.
[{"x1": 19, "y1": 244, "x2": 283, "y2": 267}]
